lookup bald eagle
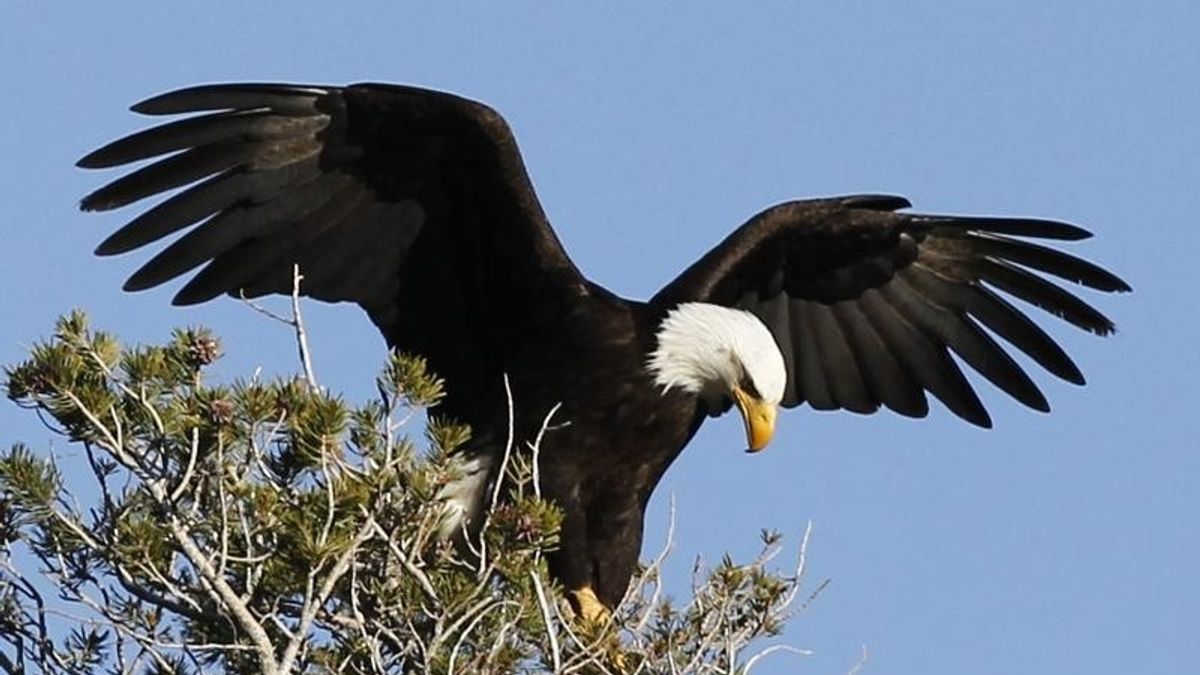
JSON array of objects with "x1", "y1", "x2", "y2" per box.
[{"x1": 78, "y1": 83, "x2": 1128, "y2": 619}]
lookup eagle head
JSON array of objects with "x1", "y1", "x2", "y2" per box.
[{"x1": 648, "y1": 302, "x2": 786, "y2": 452}]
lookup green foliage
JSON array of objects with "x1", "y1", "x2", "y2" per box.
[{"x1": 0, "y1": 313, "x2": 818, "y2": 674}]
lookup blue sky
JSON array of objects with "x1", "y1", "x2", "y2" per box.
[{"x1": 3, "y1": 3, "x2": 1196, "y2": 673}]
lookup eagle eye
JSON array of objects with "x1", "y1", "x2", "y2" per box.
[{"x1": 738, "y1": 374, "x2": 761, "y2": 399}]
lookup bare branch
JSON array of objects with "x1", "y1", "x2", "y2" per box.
[
  {"x1": 168, "y1": 426, "x2": 201, "y2": 502},
  {"x1": 290, "y1": 264, "x2": 319, "y2": 391},
  {"x1": 846, "y1": 645, "x2": 869, "y2": 675},
  {"x1": 236, "y1": 264, "x2": 318, "y2": 389},
  {"x1": 476, "y1": 373, "x2": 517, "y2": 576},
  {"x1": 527, "y1": 401, "x2": 564, "y2": 501},
  {"x1": 530, "y1": 570, "x2": 562, "y2": 672},
  {"x1": 742, "y1": 645, "x2": 814, "y2": 673}
]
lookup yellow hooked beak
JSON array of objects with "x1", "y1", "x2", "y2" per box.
[{"x1": 731, "y1": 385, "x2": 777, "y2": 453}]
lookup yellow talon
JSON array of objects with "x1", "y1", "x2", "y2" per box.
[
  {"x1": 568, "y1": 587, "x2": 628, "y2": 672},
  {"x1": 569, "y1": 586, "x2": 612, "y2": 624}
]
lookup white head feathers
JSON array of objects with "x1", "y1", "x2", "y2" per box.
[{"x1": 647, "y1": 302, "x2": 786, "y2": 407}]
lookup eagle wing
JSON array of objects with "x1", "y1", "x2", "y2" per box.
[
  {"x1": 79, "y1": 82, "x2": 580, "y2": 338},
  {"x1": 652, "y1": 194, "x2": 1130, "y2": 427}
]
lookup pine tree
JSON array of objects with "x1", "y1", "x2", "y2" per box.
[{"x1": 1, "y1": 310, "x2": 821, "y2": 674}]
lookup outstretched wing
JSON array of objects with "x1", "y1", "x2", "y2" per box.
[
  {"x1": 79, "y1": 82, "x2": 580, "y2": 338},
  {"x1": 652, "y1": 194, "x2": 1129, "y2": 427}
]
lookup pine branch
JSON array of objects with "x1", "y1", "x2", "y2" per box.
[{"x1": 2, "y1": 311, "x2": 827, "y2": 674}]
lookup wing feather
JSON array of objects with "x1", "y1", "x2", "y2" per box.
[
  {"x1": 131, "y1": 84, "x2": 328, "y2": 115},
  {"x1": 831, "y1": 301, "x2": 926, "y2": 417},
  {"x1": 82, "y1": 144, "x2": 258, "y2": 211},
  {"x1": 80, "y1": 82, "x2": 578, "y2": 348},
  {"x1": 913, "y1": 214, "x2": 1092, "y2": 240},
  {"x1": 790, "y1": 300, "x2": 836, "y2": 410},
  {"x1": 175, "y1": 183, "x2": 370, "y2": 304},
  {"x1": 896, "y1": 267, "x2": 1050, "y2": 412},
  {"x1": 124, "y1": 172, "x2": 354, "y2": 292},
  {"x1": 975, "y1": 257, "x2": 1117, "y2": 334},
  {"x1": 861, "y1": 287, "x2": 988, "y2": 425},
  {"x1": 965, "y1": 232, "x2": 1129, "y2": 292},
  {"x1": 807, "y1": 301, "x2": 876, "y2": 413},
  {"x1": 656, "y1": 194, "x2": 1127, "y2": 426},
  {"x1": 77, "y1": 110, "x2": 327, "y2": 168},
  {"x1": 95, "y1": 162, "x2": 326, "y2": 256}
]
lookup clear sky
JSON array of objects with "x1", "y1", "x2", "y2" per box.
[{"x1": 3, "y1": 3, "x2": 1196, "y2": 673}]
